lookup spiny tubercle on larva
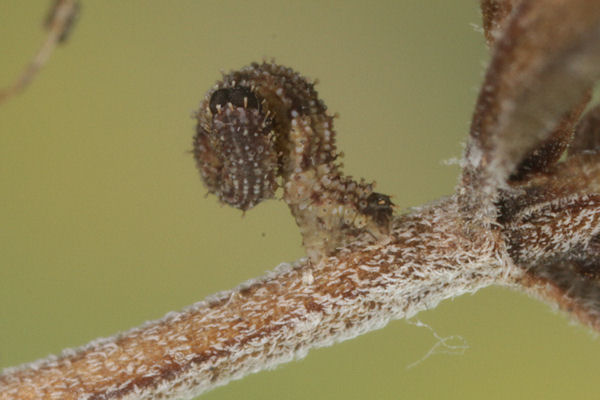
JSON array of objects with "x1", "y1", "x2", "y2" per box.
[{"x1": 193, "y1": 61, "x2": 393, "y2": 260}]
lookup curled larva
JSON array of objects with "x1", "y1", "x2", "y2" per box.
[
  {"x1": 194, "y1": 62, "x2": 393, "y2": 260},
  {"x1": 195, "y1": 85, "x2": 277, "y2": 211}
]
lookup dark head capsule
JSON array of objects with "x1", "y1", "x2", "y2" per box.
[{"x1": 209, "y1": 87, "x2": 260, "y2": 114}]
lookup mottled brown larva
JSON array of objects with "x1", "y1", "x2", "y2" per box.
[
  {"x1": 194, "y1": 62, "x2": 393, "y2": 260},
  {"x1": 195, "y1": 85, "x2": 277, "y2": 211}
]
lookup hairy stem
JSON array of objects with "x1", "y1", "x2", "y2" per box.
[{"x1": 0, "y1": 197, "x2": 510, "y2": 400}]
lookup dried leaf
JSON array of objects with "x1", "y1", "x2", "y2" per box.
[
  {"x1": 570, "y1": 104, "x2": 600, "y2": 155},
  {"x1": 500, "y1": 152, "x2": 600, "y2": 222},
  {"x1": 509, "y1": 92, "x2": 590, "y2": 181},
  {"x1": 512, "y1": 238, "x2": 600, "y2": 331},
  {"x1": 502, "y1": 154, "x2": 600, "y2": 330},
  {"x1": 480, "y1": 0, "x2": 516, "y2": 46},
  {"x1": 505, "y1": 194, "x2": 600, "y2": 262},
  {"x1": 492, "y1": 0, "x2": 593, "y2": 183},
  {"x1": 461, "y1": 0, "x2": 600, "y2": 215}
]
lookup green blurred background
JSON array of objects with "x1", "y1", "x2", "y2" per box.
[{"x1": 1, "y1": 2, "x2": 598, "y2": 399}]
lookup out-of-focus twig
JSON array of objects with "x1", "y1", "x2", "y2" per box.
[{"x1": 0, "y1": 0, "x2": 79, "y2": 105}]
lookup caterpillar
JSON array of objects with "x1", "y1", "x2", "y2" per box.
[{"x1": 194, "y1": 62, "x2": 392, "y2": 261}]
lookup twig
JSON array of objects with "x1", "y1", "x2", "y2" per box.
[
  {"x1": 0, "y1": 198, "x2": 545, "y2": 399},
  {"x1": 0, "y1": 0, "x2": 79, "y2": 105}
]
